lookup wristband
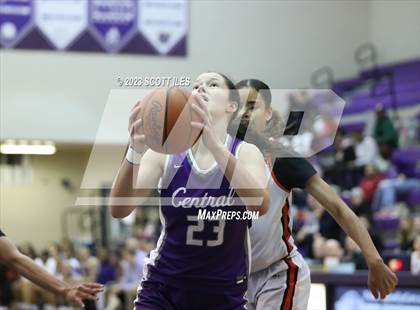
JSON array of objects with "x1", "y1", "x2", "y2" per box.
[{"x1": 125, "y1": 147, "x2": 142, "y2": 165}]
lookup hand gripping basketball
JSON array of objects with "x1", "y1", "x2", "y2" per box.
[
  {"x1": 128, "y1": 100, "x2": 148, "y2": 154},
  {"x1": 190, "y1": 94, "x2": 225, "y2": 153},
  {"x1": 139, "y1": 87, "x2": 202, "y2": 154}
]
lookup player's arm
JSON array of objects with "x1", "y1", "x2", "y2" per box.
[
  {"x1": 213, "y1": 142, "x2": 270, "y2": 215},
  {"x1": 110, "y1": 100, "x2": 165, "y2": 218},
  {"x1": 0, "y1": 236, "x2": 103, "y2": 307},
  {"x1": 110, "y1": 149, "x2": 165, "y2": 218},
  {"x1": 305, "y1": 175, "x2": 398, "y2": 299}
]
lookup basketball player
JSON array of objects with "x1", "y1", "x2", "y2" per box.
[
  {"x1": 233, "y1": 79, "x2": 398, "y2": 310},
  {"x1": 110, "y1": 72, "x2": 270, "y2": 309},
  {"x1": 0, "y1": 228, "x2": 103, "y2": 307}
]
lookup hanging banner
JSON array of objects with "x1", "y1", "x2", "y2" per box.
[
  {"x1": 35, "y1": 0, "x2": 87, "y2": 50},
  {"x1": 0, "y1": 0, "x2": 34, "y2": 48},
  {"x1": 0, "y1": 0, "x2": 188, "y2": 56},
  {"x1": 88, "y1": 0, "x2": 137, "y2": 53},
  {"x1": 138, "y1": 0, "x2": 188, "y2": 55}
]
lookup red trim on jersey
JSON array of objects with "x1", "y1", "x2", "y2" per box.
[
  {"x1": 280, "y1": 258, "x2": 299, "y2": 310},
  {"x1": 266, "y1": 152, "x2": 290, "y2": 193},
  {"x1": 281, "y1": 200, "x2": 294, "y2": 253},
  {"x1": 272, "y1": 169, "x2": 291, "y2": 193}
]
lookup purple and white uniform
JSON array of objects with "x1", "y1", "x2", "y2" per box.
[{"x1": 135, "y1": 135, "x2": 250, "y2": 310}]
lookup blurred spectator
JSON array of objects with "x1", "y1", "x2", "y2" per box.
[
  {"x1": 294, "y1": 204, "x2": 320, "y2": 258},
  {"x1": 312, "y1": 234, "x2": 326, "y2": 261},
  {"x1": 323, "y1": 239, "x2": 344, "y2": 258},
  {"x1": 359, "y1": 215, "x2": 384, "y2": 253},
  {"x1": 61, "y1": 242, "x2": 82, "y2": 280},
  {"x1": 35, "y1": 246, "x2": 58, "y2": 276},
  {"x1": 343, "y1": 236, "x2": 367, "y2": 270},
  {"x1": 410, "y1": 235, "x2": 420, "y2": 274},
  {"x1": 371, "y1": 175, "x2": 420, "y2": 214},
  {"x1": 358, "y1": 165, "x2": 385, "y2": 204},
  {"x1": 373, "y1": 104, "x2": 399, "y2": 159},
  {"x1": 119, "y1": 248, "x2": 143, "y2": 291},
  {"x1": 108, "y1": 245, "x2": 143, "y2": 310},
  {"x1": 349, "y1": 187, "x2": 370, "y2": 217},
  {"x1": 77, "y1": 246, "x2": 98, "y2": 283},
  {"x1": 58, "y1": 238, "x2": 73, "y2": 254},
  {"x1": 353, "y1": 130, "x2": 381, "y2": 168},
  {"x1": 316, "y1": 203, "x2": 343, "y2": 241},
  {"x1": 15, "y1": 244, "x2": 61, "y2": 309},
  {"x1": 399, "y1": 217, "x2": 415, "y2": 251},
  {"x1": 125, "y1": 238, "x2": 147, "y2": 274},
  {"x1": 414, "y1": 216, "x2": 420, "y2": 235},
  {"x1": 323, "y1": 239, "x2": 344, "y2": 270},
  {"x1": 101, "y1": 238, "x2": 147, "y2": 309},
  {"x1": 323, "y1": 130, "x2": 357, "y2": 189},
  {"x1": 402, "y1": 216, "x2": 420, "y2": 251},
  {"x1": 18, "y1": 242, "x2": 38, "y2": 260},
  {"x1": 96, "y1": 248, "x2": 117, "y2": 286}
]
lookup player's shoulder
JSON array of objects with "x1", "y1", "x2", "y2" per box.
[
  {"x1": 271, "y1": 155, "x2": 317, "y2": 190},
  {"x1": 271, "y1": 156, "x2": 315, "y2": 178},
  {"x1": 272, "y1": 154, "x2": 311, "y2": 169},
  {"x1": 236, "y1": 141, "x2": 263, "y2": 158}
]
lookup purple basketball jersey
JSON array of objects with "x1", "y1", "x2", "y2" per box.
[{"x1": 142, "y1": 135, "x2": 250, "y2": 293}]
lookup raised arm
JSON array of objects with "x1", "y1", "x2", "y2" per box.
[
  {"x1": 305, "y1": 174, "x2": 398, "y2": 299},
  {"x1": 110, "y1": 149, "x2": 165, "y2": 218},
  {"x1": 0, "y1": 236, "x2": 103, "y2": 307},
  {"x1": 109, "y1": 101, "x2": 165, "y2": 218}
]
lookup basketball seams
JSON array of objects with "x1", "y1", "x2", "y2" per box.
[
  {"x1": 141, "y1": 87, "x2": 201, "y2": 154},
  {"x1": 180, "y1": 89, "x2": 193, "y2": 152},
  {"x1": 163, "y1": 87, "x2": 171, "y2": 154}
]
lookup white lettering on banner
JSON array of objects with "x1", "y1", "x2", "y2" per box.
[
  {"x1": 91, "y1": 0, "x2": 135, "y2": 23},
  {"x1": 35, "y1": 0, "x2": 87, "y2": 50},
  {"x1": 0, "y1": 6, "x2": 31, "y2": 15},
  {"x1": 171, "y1": 187, "x2": 235, "y2": 208},
  {"x1": 92, "y1": 0, "x2": 133, "y2": 7},
  {"x1": 92, "y1": 11, "x2": 135, "y2": 24}
]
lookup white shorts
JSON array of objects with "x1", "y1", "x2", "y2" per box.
[{"x1": 247, "y1": 253, "x2": 311, "y2": 310}]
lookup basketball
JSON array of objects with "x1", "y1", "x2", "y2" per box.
[{"x1": 139, "y1": 87, "x2": 202, "y2": 154}]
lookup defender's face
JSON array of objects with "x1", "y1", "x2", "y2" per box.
[{"x1": 237, "y1": 87, "x2": 271, "y2": 133}]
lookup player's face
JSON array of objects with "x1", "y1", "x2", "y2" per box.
[
  {"x1": 192, "y1": 73, "x2": 235, "y2": 118},
  {"x1": 237, "y1": 87, "x2": 272, "y2": 133}
]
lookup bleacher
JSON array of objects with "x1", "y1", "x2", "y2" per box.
[
  {"x1": 310, "y1": 58, "x2": 420, "y2": 257},
  {"x1": 334, "y1": 59, "x2": 420, "y2": 115}
]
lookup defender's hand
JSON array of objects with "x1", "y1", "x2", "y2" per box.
[{"x1": 367, "y1": 259, "x2": 398, "y2": 300}]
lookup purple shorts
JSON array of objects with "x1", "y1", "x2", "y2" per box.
[{"x1": 135, "y1": 279, "x2": 247, "y2": 310}]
